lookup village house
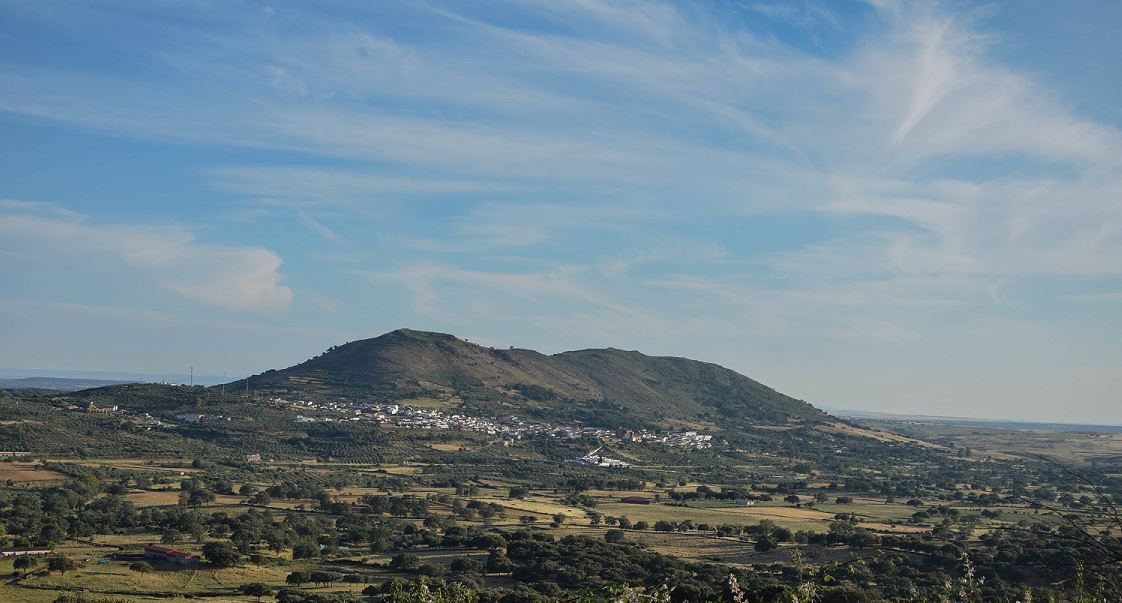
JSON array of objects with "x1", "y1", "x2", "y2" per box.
[
  {"x1": 0, "y1": 546, "x2": 52, "y2": 557},
  {"x1": 143, "y1": 544, "x2": 200, "y2": 567}
]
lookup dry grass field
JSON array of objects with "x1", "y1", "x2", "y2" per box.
[
  {"x1": 816, "y1": 421, "x2": 947, "y2": 449},
  {"x1": 860, "y1": 420, "x2": 1122, "y2": 465},
  {"x1": 593, "y1": 500, "x2": 835, "y2": 532},
  {"x1": 0, "y1": 462, "x2": 65, "y2": 482},
  {"x1": 125, "y1": 489, "x2": 185, "y2": 506}
]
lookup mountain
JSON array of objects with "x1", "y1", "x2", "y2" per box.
[{"x1": 224, "y1": 328, "x2": 826, "y2": 429}]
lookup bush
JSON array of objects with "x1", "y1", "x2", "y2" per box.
[{"x1": 239, "y1": 582, "x2": 273, "y2": 601}]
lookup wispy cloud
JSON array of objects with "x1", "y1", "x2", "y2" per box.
[{"x1": 0, "y1": 203, "x2": 292, "y2": 312}]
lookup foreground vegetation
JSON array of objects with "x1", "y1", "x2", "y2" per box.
[{"x1": 0, "y1": 384, "x2": 1119, "y2": 602}]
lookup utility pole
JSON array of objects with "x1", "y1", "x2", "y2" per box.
[
  {"x1": 221, "y1": 372, "x2": 226, "y2": 397},
  {"x1": 189, "y1": 366, "x2": 194, "y2": 387}
]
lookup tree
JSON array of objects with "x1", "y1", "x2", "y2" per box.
[
  {"x1": 309, "y1": 570, "x2": 342, "y2": 587},
  {"x1": 755, "y1": 536, "x2": 778, "y2": 552},
  {"x1": 605, "y1": 529, "x2": 626, "y2": 543},
  {"x1": 784, "y1": 495, "x2": 801, "y2": 505},
  {"x1": 551, "y1": 513, "x2": 566, "y2": 527},
  {"x1": 187, "y1": 488, "x2": 216, "y2": 507},
  {"x1": 203, "y1": 541, "x2": 241, "y2": 568},
  {"x1": 13, "y1": 556, "x2": 36, "y2": 570},
  {"x1": 450, "y1": 557, "x2": 484, "y2": 575},
  {"x1": 239, "y1": 582, "x2": 274, "y2": 601},
  {"x1": 389, "y1": 552, "x2": 422, "y2": 571},
  {"x1": 128, "y1": 561, "x2": 151, "y2": 573},
  {"x1": 618, "y1": 515, "x2": 633, "y2": 530},
  {"x1": 161, "y1": 527, "x2": 182, "y2": 544},
  {"x1": 286, "y1": 571, "x2": 310, "y2": 586},
  {"x1": 292, "y1": 539, "x2": 319, "y2": 560},
  {"x1": 486, "y1": 550, "x2": 514, "y2": 573},
  {"x1": 47, "y1": 556, "x2": 77, "y2": 574},
  {"x1": 518, "y1": 515, "x2": 537, "y2": 526}
]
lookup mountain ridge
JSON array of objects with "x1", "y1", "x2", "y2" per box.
[{"x1": 222, "y1": 328, "x2": 827, "y2": 429}]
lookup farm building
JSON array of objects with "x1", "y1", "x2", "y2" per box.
[
  {"x1": 143, "y1": 544, "x2": 200, "y2": 567},
  {"x1": 619, "y1": 496, "x2": 652, "y2": 504},
  {"x1": 0, "y1": 547, "x2": 51, "y2": 557}
]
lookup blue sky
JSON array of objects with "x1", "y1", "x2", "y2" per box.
[{"x1": 1, "y1": 0, "x2": 1120, "y2": 423}]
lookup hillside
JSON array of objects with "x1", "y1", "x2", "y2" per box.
[{"x1": 223, "y1": 328, "x2": 826, "y2": 428}]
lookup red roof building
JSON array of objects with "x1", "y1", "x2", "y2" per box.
[{"x1": 143, "y1": 544, "x2": 200, "y2": 567}]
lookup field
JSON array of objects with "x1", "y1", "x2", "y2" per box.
[
  {"x1": 0, "y1": 462, "x2": 65, "y2": 482},
  {"x1": 855, "y1": 418, "x2": 1122, "y2": 464}
]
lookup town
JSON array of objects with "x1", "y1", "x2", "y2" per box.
[
  {"x1": 67, "y1": 393, "x2": 715, "y2": 455},
  {"x1": 274, "y1": 396, "x2": 715, "y2": 451}
]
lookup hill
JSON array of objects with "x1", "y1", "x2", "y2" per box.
[{"x1": 223, "y1": 328, "x2": 826, "y2": 429}]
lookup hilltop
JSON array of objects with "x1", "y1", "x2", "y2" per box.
[{"x1": 222, "y1": 328, "x2": 826, "y2": 429}]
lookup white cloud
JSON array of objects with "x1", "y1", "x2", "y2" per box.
[{"x1": 0, "y1": 204, "x2": 293, "y2": 312}]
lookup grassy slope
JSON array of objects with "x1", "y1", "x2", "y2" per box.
[{"x1": 222, "y1": 328, "x2": 827, "y2": 428}]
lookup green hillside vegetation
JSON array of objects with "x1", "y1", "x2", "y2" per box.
[{"x1": 222, "y1": 329, "x2": 824, "y2": 430}]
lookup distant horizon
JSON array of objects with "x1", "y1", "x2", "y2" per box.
[
  {"x1": 822, "y1": 405, "x2": 1122, "y2": 430},
  {"x1": 6, "y1": 316, "x2": 1120, "y2": 429}
]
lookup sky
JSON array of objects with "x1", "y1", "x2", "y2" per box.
[{"x1": 1, "y1": 0, "x2": 1120, "y2": 423}]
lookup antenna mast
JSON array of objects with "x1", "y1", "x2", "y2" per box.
[{"x1": 189, "y1": 366, "x2": 194, "y2": 387}]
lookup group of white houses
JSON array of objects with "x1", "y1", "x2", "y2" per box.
[{"x1": 0, "y1": 547, "x2": 52, "y2": 557}]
